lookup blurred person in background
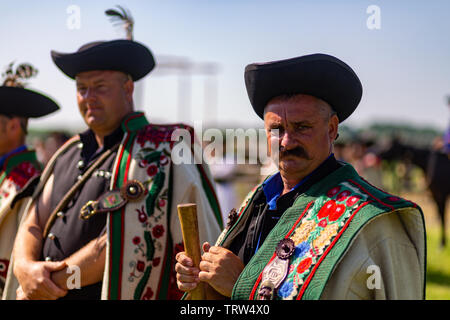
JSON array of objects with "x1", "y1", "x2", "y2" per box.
[
  {"x1": 34, "y1": 131, "x2": 70, "y2": 166},
  {"x1": 0, "y1": 62, "x2": 59, "y2": 296}
]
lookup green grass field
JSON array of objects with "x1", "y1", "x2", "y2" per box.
[{"x1": 426, "y1": 227, "x2": 450, "y2": 300}]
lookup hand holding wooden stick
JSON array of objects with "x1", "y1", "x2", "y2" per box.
[{"x1": 177, "y1": 203, "x2": 206, "y2": 300}]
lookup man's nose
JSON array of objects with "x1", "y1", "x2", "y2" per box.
[
  {"x1": 81, "y1": 88, "x2": 96, "y2": 102},
  {"x1": 280, "y1": 129, "x2": 297, "y2": 149}
]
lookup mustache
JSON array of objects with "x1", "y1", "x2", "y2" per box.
[{"x1": 278, "y1": 146, "x2": 310, "y2": 159}]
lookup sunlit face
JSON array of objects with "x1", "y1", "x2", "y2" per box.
[
  {"x1": 264, "y1": 94, "x2": 339, "y2": 182},
  {"x1": 0, "y1": 116, "x2": 9, "y2": 155},
  {"x1": 75, "y1": 70, "x2": 134, "y2": 136},
  {"x1": 0, "y1": 115, "x2": 25, "y2": 157}
]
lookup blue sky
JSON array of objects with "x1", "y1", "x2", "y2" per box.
[{"x1": 1, "y1": 0, "x2": 449, "y2": 132}]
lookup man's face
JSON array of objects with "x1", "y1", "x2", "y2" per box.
[
  {"x1": 0, "y1": 115, "x2": 24, "y2": 156},
  {"x1": 75, "y1": 70, "x2": 134, "y2": 136},
  {"x1": 0, "y1": 115, "x2": 9, "y2": 155},
  {"x1": 264, "y1": 94, "x2": 339, "y2": 182}
]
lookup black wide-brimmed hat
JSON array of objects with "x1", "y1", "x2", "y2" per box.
[
  {"x1": 51, "y1": 39, "x2": 155, "y2": 81},
  {"x1": 0, "y1": 86, "x2": 60, "y2": 118},
  {"x1": 244, "y1": 53, "x2": 363, "y2": 122}
]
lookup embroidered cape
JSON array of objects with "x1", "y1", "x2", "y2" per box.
[
  {"x1": 216, "y1": 163, "x2": 426, "y2": 300},
  {"x1": 0, "y1": 150, "x2": 41, "y2": 295}
]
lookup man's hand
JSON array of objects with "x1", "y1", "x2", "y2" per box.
[
  {"x1": 16, "y1": 286, "x2": 29, "y2": 300},
  {"x1": 175, "y1": 251, "x2": 200, "y2": 292},
  {"x1": 175, "y1": 242, "x2": 242, "y2": 299},
  {"x1": 14, "y1": 260, "x2": 68, "y2": 300},
  {"x1": 198, "y1": 242, "x2": 244, "y2": 297}
]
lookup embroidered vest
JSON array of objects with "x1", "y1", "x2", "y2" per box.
[{"x1": 217, "y1": 163, "x2": 424, "y2": 300}]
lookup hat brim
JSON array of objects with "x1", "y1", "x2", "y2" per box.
[
  {"x1": 244, "y1": 53, "x2": 363, "y2": 123},
  {"x1": 0, "y1": 86, "x2": 60, "y2": 118},
  {"x1": 51, "y1": 40, "x2": 155, "y2": 81}
]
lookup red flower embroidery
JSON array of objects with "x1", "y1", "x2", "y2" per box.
[
  {"x1": 318, "y1": 219, "x2": 327, "y2": 228},
  {"x1": 289, "y1": 264, "x2": 295, "y2": 273},
  {"x1": 309, "y1": 246, "x2": 319, "y2": 257},
  {"x1": 346, "y1": 195, "x2": 360, "y2": 207},
  {"x1": 137, "y1": 260, "x2": 146, "y2": 272},
  {"x1": 137, "y1": 206, "x2": 147, "y2": 223},
  {"x1": 152, "y1": 257, "x2": 161, "y2": 267},
  {"x1": 147, "y1": 164, "x2": 158, "y2": 177},
  {"x1": 327, "y1": 186, "x2": 341, "y2": 198},
  {"x1": 160, "y1": 154, "x2": 169, "y2": 166},
  {"x1": 132, "y1": 236, "x2": 141, "y2": 245},
  {"x1": 158, "y1": 198, "x2": 166, "y2": 208},
  {"x1": 137, "y1": 125, "x2": 177, "y2": 149},
  {"x1": 297, "y1": 257, "x2": 312, "y2": 274},
  {"x1": 336, "y1": 190, "x2": 351, "y2": 202},
  {"x1": 317, "y1": 200, "x2": 336, "y2": 220},
  {"x1": 152, "y1": 225, "x2": 165, "y2": 238},
  {"x1": 328, "y1": 204, "x2": 346, "y2": 222},
  {"x1": 138, "y1": 159, "x2": 148, "y2": 168},
  {"x1": 142, "y1": 287, "x2": 154, "y2": 300},
  {"x1": 7, "y1": 162, "x2": 39, "y2": 188}
]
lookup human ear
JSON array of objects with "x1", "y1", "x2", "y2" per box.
[{"x1": 328, "y1": 114, "x2": 339, "y2": 141}]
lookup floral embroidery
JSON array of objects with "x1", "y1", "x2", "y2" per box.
[
  {"x1": 7, "y1": 161, "x2": 38, "y2": 188},
  {"x1": 296, "y1": 257, "x2": 312, "y2": 274},
  {"x1": 336, "y1": 190, "x2": 351, "y2": 201},
  {"x1": 291, "y1": 220, "x2": 316, "y2": 245},
  {"x1": 136, "y1": 260, "x2": 146, "y2": 272},
  {"x1": 278, "y1": 281, "x2": 294, "y2": 298},
  {"x1": 318, "y1": 219, "x2": 327, "y2": 228},
  {"x1": 147, "y1": 164, "x2": 158, "y2": 177},
  {"x1": 127, "y1": 129, "x2": 179, "y2": 299},
  {"x1": 142, "y1": 287, "x2": 154, "y2": 300},
  {"x1": 313, "y1": 223, "x2": 339, "y2": 251},
  {"x1": 152, "y1": 225, "x2": 165, "y2": 239},
  {"x1": 326, "y1": 186, "x2": 340, "y2": 198},
  {"x1": 152, "y1": 257, "x2": 161, "y2": 267},
  {"x1": 136, "y1": 124, "x2": 191, "y2": 150},
  {"x1": 271, "y1": 182, "x2": 367, "y2": 300},
  {"x1": 137, "y1": 206, "x2": 148, "y2": 223},
  {"x1": 317, "y1": 200, "x2": 337, "y2": 220},
  {"x1": 346, "y1": 195, "x2": 360, "y2": 207},
  {"x1": 294, "y1": 241, "x2": 310, "y2": 258}
]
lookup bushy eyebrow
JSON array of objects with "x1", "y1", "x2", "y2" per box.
[
  {"x1": 76, "y1": 78, "x2": 110, "y2": 87},
  {"x1": 291, "y1": 120, "x2": 313, "y2": 126}
]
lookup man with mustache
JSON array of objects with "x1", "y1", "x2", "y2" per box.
[
  {"x1": 3, "y1": 40, "x2": 222, "y2": 300},
  {"x1": 175, "y1": 54, "x2": 426, "y2": 300}
]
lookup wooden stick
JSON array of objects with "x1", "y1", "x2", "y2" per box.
[{"x1": 177, "y1": 203, "x2": 206, "y2": 300}]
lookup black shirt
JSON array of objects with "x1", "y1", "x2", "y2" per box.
[
  {"x1": 41, "y1": 126, "x2": 123, "y2": 300},
  {"x1": 228, "y1": 155, "x2": 342, "y2": 265}
]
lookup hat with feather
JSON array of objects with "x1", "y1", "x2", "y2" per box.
[
  {"x1": 51, "y1": 39, "x2": 155, "y2": 81},
  {"x1": 0, "y1": 62, "x2": 60, "y2": 118}
]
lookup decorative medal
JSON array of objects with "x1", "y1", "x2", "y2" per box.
[
  {"x1": 258, "y1": 238, "x2": 295, "y2": 300},
  {"x1": 120, "y1": 180, "x2": 146, "y2": 202},
  {"x1": 80, "y1": 180, "x2": 146, "y2": 220}
]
